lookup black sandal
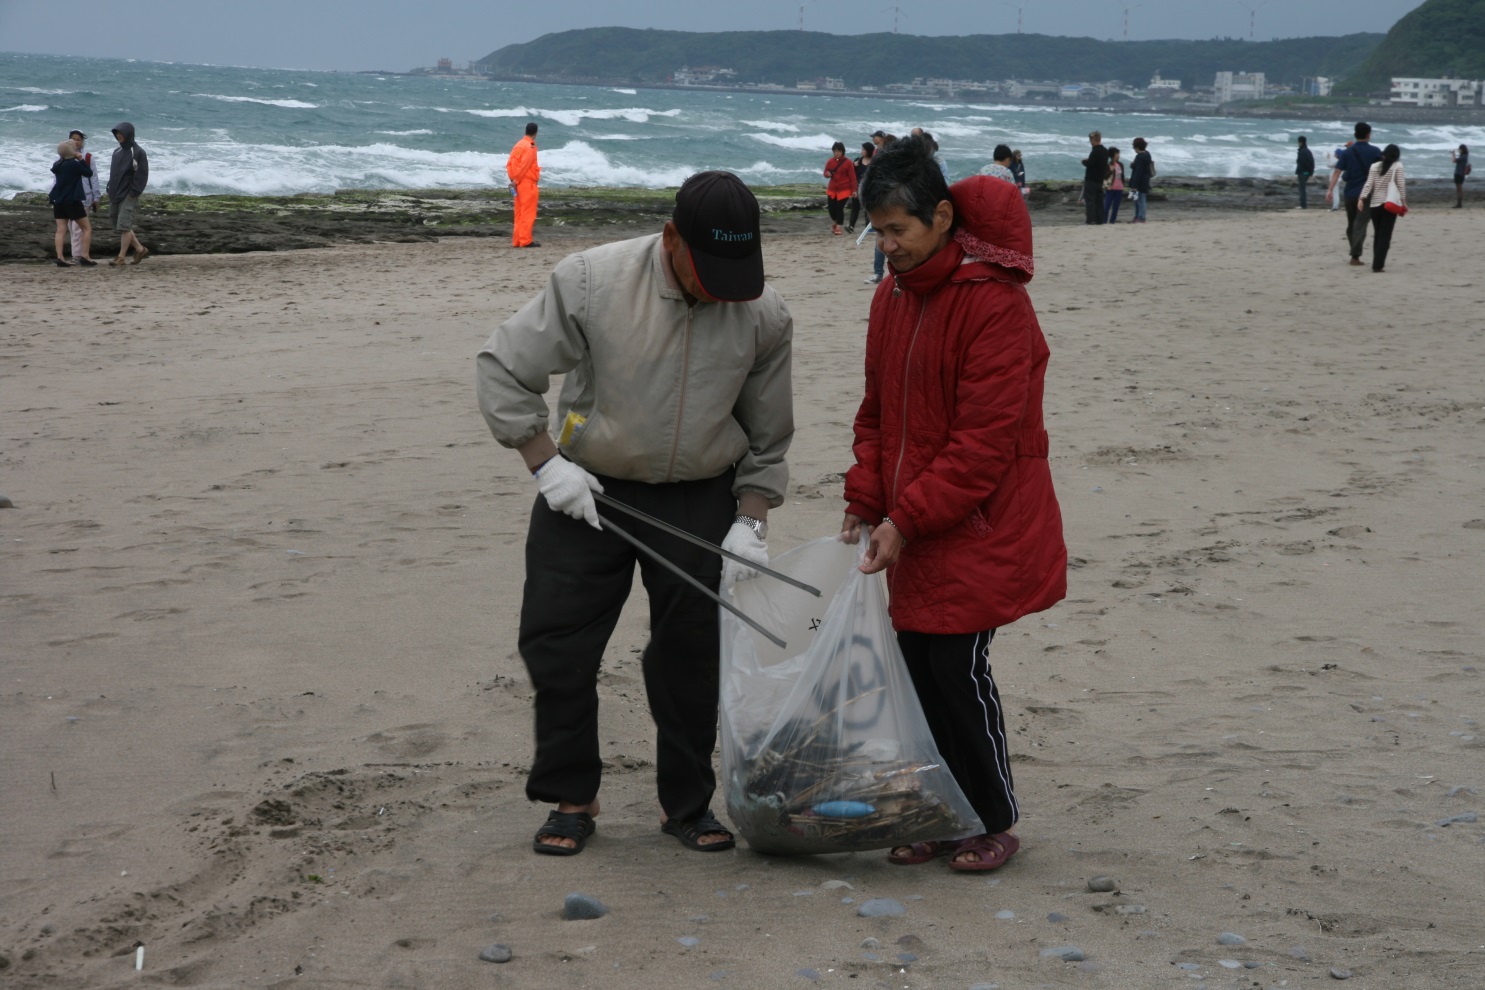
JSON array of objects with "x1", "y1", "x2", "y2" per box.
[
  {"x1": 661, "y1": 810, "x2": 736, "y2": 852},
  {"x1": 533, "y1": 809, "x2": 595, "y2": 856}
]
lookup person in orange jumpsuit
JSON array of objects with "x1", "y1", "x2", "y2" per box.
[{"x1": 508, "y1": 122, "x2": 541, "y2": 248}]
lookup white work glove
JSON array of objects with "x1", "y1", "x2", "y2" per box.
[
  {"x1": 721, "y1": 521, "x2": 769, "y2": 585},
  {"x1": 535, "y1": 457, "x2": 603, "y2": 530}
]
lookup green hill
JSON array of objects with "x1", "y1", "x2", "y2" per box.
[
  {"x1": 1337, "y1": 0, "x2": 1485, "y2": 95},
  {"x1": 478, "y1": 28, "x2": 1382, "y2": 91}
]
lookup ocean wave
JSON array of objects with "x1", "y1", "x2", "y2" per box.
[
  {"x1": 197, "y1": 94, "x2": 320, "y2": 109},
  {"x1": 746, "y1": 132, "x2": 838, "y2": 151},
  {"x1": 462, "y1": 106, "x2": 683, "y2": 127},
  {"x1": 1, "y1": 104, "x2": 48, "y2": 113},
  {"x1": 611, "y1": 88, "x2": 638, "y2": 95},
  {"x1": 375, "y1": 129, "x2": 435, "y2": 136},
  {"x1": 15, "y1": 87, "x2": 75, "y2": 95},
  {"x1": 741, "y1": 120, "x2": 802, "y2": 132}
]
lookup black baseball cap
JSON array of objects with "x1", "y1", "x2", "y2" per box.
[{"x1": 672, "y1": 171, "x2": 764, "y2": 302}]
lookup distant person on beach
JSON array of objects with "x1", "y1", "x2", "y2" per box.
[
  {"x1": 1329, "y1": 122, "x2": 1382, "y2": 266},
  {"x1": 1357, "y1": 143, "x2": 1407, "y2": 273},
  {"x1": 1103, "y1": 146, "x2": 1125, "y2": 224},
  {"x1": 475, "y1": 171, "x2": 795, "y2": 858},
  {"x1": 824, "y1": 141, "x2": 857, "y2": 236},
  {"x1": 67, "y1": 130, "x2": 101, "y2": 259},
  {"x1": 842, "y1": 136, "x2": 1065, "y2": 873},
  {"x1": 1328, "y1": 142, "x2": 1350, "y2": 211},
  {"x1": 1295, "y1": 135, "x2": 1315, "y2": 209},
  {"x1": 980, "y1": 144, "x2": 1016, "y2": 184},
  {"x1": 49, "y1": 140, "x2": 95, "y2": 267},
  {"x1": 106, "y1": 122, "x2": 149, "y2": 266},
  {"x1": 1010, "y1": 149, "x2": 1027, "y2": 194},
  {"x1": 1128, "y1": 137, "x2": 1154, "y2": 223},
  {"x1": 508, "y1": 122, "x2": 541, "y2": 248},
  {"x1": 847, "y1": 142, "x2": 873, "y2": 232},
  {"x1": 1081, "y1": 130, "x2": 1109, "y2": 225},
  {"x1": 1452, "y1": 144, "x2": 1470, "y2": 208},
  {"x1": 865, "y1": 131, "x2": 897, "y2": 283}
]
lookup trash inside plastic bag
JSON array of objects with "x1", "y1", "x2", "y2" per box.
[{"x1": 720, "y1": 535, "x2": 984, "y2": 855}]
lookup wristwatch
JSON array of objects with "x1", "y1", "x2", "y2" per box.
[{"x1": 734, "y1": 514, "x2": 767, "y2": 540}]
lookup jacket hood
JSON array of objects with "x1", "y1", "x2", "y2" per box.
[
  {"x1": 112, "y1": 121, "x2": 136, "y2": 144},
  {"x1": 948, "y1": 174, "x2": 1034, "y2": 284}
]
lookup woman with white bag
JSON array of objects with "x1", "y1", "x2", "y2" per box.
[{"x1": 1357, "y1": 144, "x2": 1407, "y2": 273}]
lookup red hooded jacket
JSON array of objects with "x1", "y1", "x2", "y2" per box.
[
  {"x1": 825, "y1": 154, "x2": 858, "y2": 200},
  {"x1": 844, "y1": 175, "x2": 1066, "y2": 633}
]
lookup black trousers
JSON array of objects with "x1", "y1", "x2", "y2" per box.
[
  {"x1": 827, "y1": 197, "x2": 846, "y2": 225},
  {"x1": 518, "y1": 470, "x2": 735, "y2": 823},
  {"x1": 1083, "y1": 181, "x2": 1105, "y2": 224},
  {"x1": 847, "y1": 196, "x2": 861, "y2": 229},
  {"x1": 897, "y1": 629, "x2": 1018, "y2": 834},
  {"x1": 1345, "y1": 195, "x2": 1369, "y2": 259},
  {"x1": 1369, "y1": 206, "x2": 1397, "y2": 271}
]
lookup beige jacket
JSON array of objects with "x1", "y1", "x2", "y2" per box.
[{"x1": 476, "y1": 233, "x2": 794, "y2": 505}]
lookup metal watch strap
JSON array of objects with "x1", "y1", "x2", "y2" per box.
[{"x1": 734, "y1": 514, "x2": 767, "y2": 540}]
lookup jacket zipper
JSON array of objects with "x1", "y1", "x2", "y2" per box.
[
  {"x1": 887, "y1": 296, "x2": 928, "y2": 603},
  {"x1": 665, "y1": 305, "x2": 694, "y2": 481},
  {"x1": 890, "y1": 296, "x2": 928, "y2": 507}
]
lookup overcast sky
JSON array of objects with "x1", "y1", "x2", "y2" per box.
[{"x1": 0, "y1": 0, "x2": 1427, "y2": 72}]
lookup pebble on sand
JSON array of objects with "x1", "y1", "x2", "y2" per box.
[
  {"x1": 1290, "y1": 947, "x2": 1312, "y2": 961},
  {"x1": 1331, "y1": 966, "x2": 1354, "y2": 979},
  {"x1": 1087, "y1": 875, "x2": 1118, "y2": 892},
  {"x1": 678, "y1": 936, "x2": 700, "y2": 947},
  {"x1": 1039, "y1": 946, "x2": 1086, "y2": 962},
  {"x1": 1217, "y1": 932, "x2": 1247, "y2": 946},
  {"x1": 968, "y1": 984, "x2": 1001, "y2": 990},
  {"x1": 994, "y1": 910, "x2": 1016, "y2": 920},
  {"x1": 857, "y1": 898, "x2": 907, "y2": 918},
  {"x1": 1435, "y1": 812, "x2": 1478, "y2": 826},
  {"x1": 796, "y1": 968, "x2": 820, "y2": 981},
  {"x1": 478, "y1": 944, "x2": 512, "y2": 963},
  {"x1": 0, "y1": 495, "x2": 14, "y2": 508},
  {"x1": 1047, "y1": 912, "x2": 1070, "y2": 922},
  {"x1": 562, "y1": 893, "x2": 609, "y2": 920}
]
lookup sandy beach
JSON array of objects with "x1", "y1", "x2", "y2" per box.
[{"x1": 3, "y1": 204, "x2": 1484, "y2": 989}]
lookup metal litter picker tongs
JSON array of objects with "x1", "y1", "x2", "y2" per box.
[{"x1": 592, "y1": 491, "x2": 820, "y2": 649}]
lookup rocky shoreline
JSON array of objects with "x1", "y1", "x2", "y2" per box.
[{"x1": 1, "y1": 177, "x2": 1467, "y2": 263}]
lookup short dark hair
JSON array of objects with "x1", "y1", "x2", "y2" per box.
[
  {"x1": 859, "y1": 135, "x2": 952, "y2": 228},
  {"x1": 1355, "y1": 121, "x2": 1371, "y2": 139},
  {"x1": 993, "y1": 144, "x2": 1012, "y2": 161},
  {"x1": 832, "y1": 141, "x2": 845, "y2": 154},
  {"x1": 1107, "y1": 146, "x2": 1120, "y2": 159},
  {"x1": 69, "y1": 129, "x2": 85, "y2": 140},
  {"x1": 1132, "y1": 136, "x2": 1147, "y2": 151},
  {"x1": 861, "y1": 142, "x2": 874, "y2": 154},
  {"x1": 1297, "y1": 135, "x2": 1307, "y2": 144},
  {"x1": 525, "y1": 122, "x2": 539, "y2": 136}
]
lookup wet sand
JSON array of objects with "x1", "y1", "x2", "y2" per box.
[{"x1": 2, "y1": 205, "x2": 1483, "y2": 988}]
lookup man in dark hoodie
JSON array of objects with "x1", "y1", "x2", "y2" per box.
[{"x1": 107, "y1": 122, "x2": 149, "y2": 265}]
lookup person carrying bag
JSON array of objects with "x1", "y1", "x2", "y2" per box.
[{"x1": 1356, "y1": 143, "x2": 1406, "y2": 273}]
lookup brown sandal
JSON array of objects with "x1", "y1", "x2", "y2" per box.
[
  {"x1": 948, "y1": 832, "x2": 1020, "y2": 872},
  {"x1": 887, "y1": 840, "x2": 948, "y2": 865}
]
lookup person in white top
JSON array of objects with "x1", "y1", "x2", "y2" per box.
[
  {"x1": 1356, "y1": 144, "x2": 1406, "y2": 273},
  {"x1": 66, "y1": 131, "x2": 101, "y2": 260}
]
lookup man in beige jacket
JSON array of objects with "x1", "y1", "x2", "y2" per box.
[{"x1": 476, "y1": 171, "x2": 795, "y2": 857}]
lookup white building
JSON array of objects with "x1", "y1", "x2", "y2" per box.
[
  {"x1": 1390, "y1": 77, "x2": 1483, "y2": 107},
  {"x1": 672, "y1": 66, "x2": 736, "y2": 86},
  {"x1": 1214, "y1": 70, "x2": 1267, "y2": 103},
  {"x1": 1148, "y1": 71, "x2": 1181, "y2": 91}
]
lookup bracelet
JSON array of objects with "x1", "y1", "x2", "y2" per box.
[{"x1": 882, "y1": 516, "x2": 906, "y2": 543}]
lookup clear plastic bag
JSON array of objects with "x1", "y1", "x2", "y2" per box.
[{"x1": 720, "y1": 535, "x2": 983, "y2": 855}]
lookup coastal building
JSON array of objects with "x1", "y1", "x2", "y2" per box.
[
  {"x1": 672, "y1": 66, "x2": 737, "y2": 86},
  {"x1": 1214, "y1": 71, "x2": 1268, "y2": 103},
  {"x1": 1148, "y1": 71, "x2": 1181, "y2": 91},
  {"x1": 1389, "y1": 77, "x2": 1484, "y2": 107}
]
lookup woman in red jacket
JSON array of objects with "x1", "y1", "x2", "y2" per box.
[
  {"x1": 824, "y1": 141, "x2": 857, "y2": 236},
  {"x1": 841, "y1": 137, "x2": 1066, "y2": 872}
]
